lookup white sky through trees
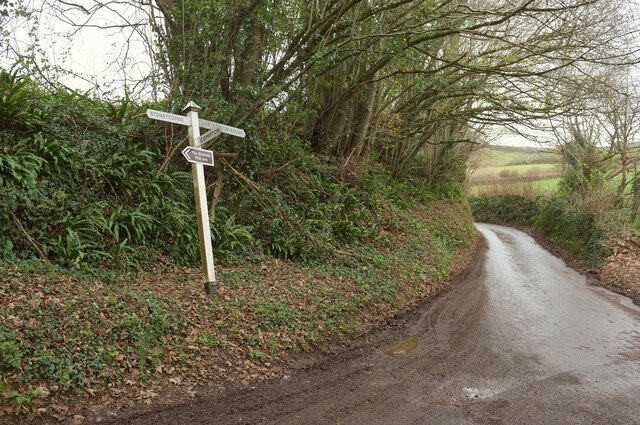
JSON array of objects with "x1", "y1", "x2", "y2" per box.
[{"x1": 1, "y1": 0, "x2": 156, "y2": 98}]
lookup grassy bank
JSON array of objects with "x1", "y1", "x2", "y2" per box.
[{"x1": 0, "y1": 198, "x2": 476, "y2": 421}]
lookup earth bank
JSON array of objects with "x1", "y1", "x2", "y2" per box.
[{"x1": 0, "y1": 199, "x2": 477, "y2": 424}]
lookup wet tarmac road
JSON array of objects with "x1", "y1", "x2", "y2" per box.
[{"x1": 116, "y1": 224, "x2": 640, "y2": 425}]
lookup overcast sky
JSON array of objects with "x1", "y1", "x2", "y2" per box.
[{"x1": 2, "y1": 0, "x2": 155, "y2": 98}]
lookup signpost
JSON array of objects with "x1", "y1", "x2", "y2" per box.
[{"x1": 146, "y1": 102, "x2": 245, "y2": 296}]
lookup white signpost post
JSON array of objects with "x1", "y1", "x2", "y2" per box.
[{"x1": 146, "y1": 102, "x2": 245, "y2": 295}]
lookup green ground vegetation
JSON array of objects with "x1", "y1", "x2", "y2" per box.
[
  {"x1": 468, "y1": 177, "x2": 562, "y2": 197},
  {"x1": 471, "y1": 163, "x2": 559, "y2": 180},
  {"x1": 0, "y1": 194, "x2": 475, "y2": 416},
  {"x1": 0, "y1": 67, "x2": 471, "y2": 267}
]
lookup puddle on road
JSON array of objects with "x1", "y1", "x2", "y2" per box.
[
  {"x1": 382, "y1": 335, "x2": 418, "y2": 356},
  {"x1": 463, "y1": 386, "x2": 498, "y2": 399}
]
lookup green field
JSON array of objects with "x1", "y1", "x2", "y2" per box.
[
  {"x1": 470, "y1": 146, "x2": 561, "y2": 168},
  {"x1": 467, "y1": 146, "x2": 561, "y2": 197},
  {"x1": 469, "y1": 177, "x2": 562, "y2": 197},
  {"x1": 471, "y1": 163, "x2": 560, "y2": 180}
]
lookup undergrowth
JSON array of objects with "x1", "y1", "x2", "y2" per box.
[
  {"x1": 0, "y1": 68, "x2": 465, "y2": 268},
  {"x1": 0, "y1": 199, "x2": 475, "y2": 417}
]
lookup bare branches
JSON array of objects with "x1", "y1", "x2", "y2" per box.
[
  {"x1": 4, "y1": 0, "x2": 640, "y2": 183},
  {"x1": 9, "y1": 210, "x2": 49, "y2": 262}
]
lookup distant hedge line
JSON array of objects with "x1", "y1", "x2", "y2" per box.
[{"x1": 470, "y1": 195, "x2": 611, "y2": 267}]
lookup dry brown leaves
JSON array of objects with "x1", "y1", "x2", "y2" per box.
[
  {"x1": 600, "y1": 231, "x2": 640, "y2": 303},
  {"x1": 0, "y1": 200, "x2": 479, "y2": 424}
]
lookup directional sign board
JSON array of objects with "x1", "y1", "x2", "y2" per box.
[
  {"x1": 146, "y1": 109, "x2": 190, "y2": 126},
  {"x1": 198, "y1": 128, "x2": 221, "y2": 145},
  {"x1": 199, "y1": 119, "x2": 245, "y2": 138},
  {"x1": 182, "y1": 146, "x2": 214, "y2": 166}
]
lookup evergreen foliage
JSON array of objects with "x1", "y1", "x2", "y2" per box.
[
  {"x1": 0, "y1": 69, "x2": 202, "y2": 266},
  {"x1": 0, "y1": 67, "x2": 468, "y2": 267}
]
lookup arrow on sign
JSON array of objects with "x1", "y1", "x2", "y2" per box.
[
  {"x1": 146, "y1": 109, "x2": 190, "y2": 126},
  {"x1": 199, "y1": 119, "x2": 245, "y2": 138},
  {"x1": 198, "y1": 128, "x2": 221, "y2": 146},
  {"x1": 182, "y1": 147, "x2": 215, "y2": 166}
]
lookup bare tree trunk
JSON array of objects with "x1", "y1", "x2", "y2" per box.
[
  {"x1": 235, "y1": 23, "x2": 263, "y2": 107},
  {"x1": 616, "y1": 146, "x2": 628, "y2": 205},
  {"x1": 310, "y1": 66, "x2": 349, "y2": 154},
  {"x1": 631, "y1": 173, "x2": 640, "y2": 222},
  {"x1": 341, "y1": 80, "x2": 380, "y2": 181}
]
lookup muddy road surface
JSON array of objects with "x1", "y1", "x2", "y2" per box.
[{"x1": 112, "y1": 224, "x2": 640, "y2": 425}]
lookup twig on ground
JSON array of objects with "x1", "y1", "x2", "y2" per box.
[{"x1": 9, "y1": 211, "x2": 49, "y2": 262}]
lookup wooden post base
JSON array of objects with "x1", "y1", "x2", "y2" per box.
[{"x1": 204, "y1": 281, "x2": 217, "y2": 296}]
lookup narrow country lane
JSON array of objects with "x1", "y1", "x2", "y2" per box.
[{"x1": 111, "y1": 224, "x2": 640, "y2": 425}]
